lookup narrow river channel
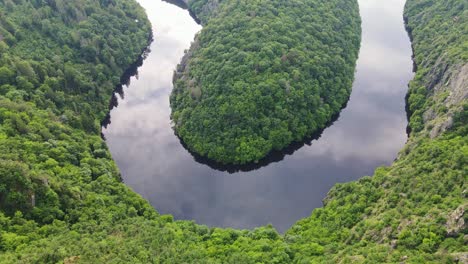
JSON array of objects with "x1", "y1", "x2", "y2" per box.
[{"x1": 103, "y1": 0, "x2": 413, "y2": 232}]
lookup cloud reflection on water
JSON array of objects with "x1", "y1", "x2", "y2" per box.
[{"x1": 103, "y1": 0, "x2": 413, "y2": 232}]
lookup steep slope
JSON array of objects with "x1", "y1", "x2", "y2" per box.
[
  {"x1": 0, "y1": 1, "x2": 292, "y2": 262},
  {"x1": 286, "y1": 0, "x2": 467, "y2": 262},
  {"x1": 0, "y1": 0, "x2": 466, "y2": 263}
]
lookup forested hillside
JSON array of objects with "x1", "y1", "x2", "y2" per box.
[
  {"x1": 286, "y1": 0, "x2": 467, "y2": 261},
  {"x1": 170, "y1": 0, "x2": 361, "y2": 164},
  {"x1": 0, "y1": 0, "x2": 466, "y2": 263},
  {"x1": 0, "y1": 1, "x2": 293, "y2": 262}
]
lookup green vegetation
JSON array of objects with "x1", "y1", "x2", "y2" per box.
[
  {"x1": 170, "y1": 0, "x2": 361, "y2": 164},
  {"x1": 0, "y1": 0, "x2": 466, "y2": 263},
  {"x1": 0, "y1": 0, "x2": 151, "y2": 225},
  {"x1": 285, "y1": 0, "x2": 468, "y2": 261},
  {"x1": 404, "y1": 0, "x2": 467, "y2": 135}
]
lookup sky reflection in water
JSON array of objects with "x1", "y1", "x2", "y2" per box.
[{"x1": 103, "y1": 0, "x2": 413, "y2": 232}]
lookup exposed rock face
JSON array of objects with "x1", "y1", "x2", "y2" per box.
[
  {"x1": 452, "y1": 252, "x2": 468, "y2": 264},
  {"x1": 446, "y1": 204, "x2": 466, "y2": 237},
  {"x1": 445, "y1": 64, "x2": 468, "y2": 108},
  {"x1": 421, "y1": 61, "x2": 468, "y2": 138}
]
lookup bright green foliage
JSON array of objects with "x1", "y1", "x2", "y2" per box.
[
  {"x1": 0, "y1": 1, "x2": 294, "y2": 263},
  {"x1": 0, "y1": 0, "x2": 152, "y2": 223},
  {"x1": 286, "y1": 134, "x2": 467, "y2": 262},
  {"x1": 0, "y1": 0, "x2": 151, "y2": 134},
  {"x1": 170, "y1": 0, "x2": 361, "y2": 164},
  {"x1": 404, "y1": 0, "x2": 467, "y2": 133},
  {"x1": 285, "y1": 0, "x2": 468, "y2": 261},
  {"x1": 0, "y1": 0, "x2": 466, "y2": 263}
]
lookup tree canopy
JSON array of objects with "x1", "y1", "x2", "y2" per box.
[
  {"x1": 0, "y1": 0, "x2": 466, "y2": 263},
  {"x1": 170, "y1": 0, "x2": 361, "y2": 164}
]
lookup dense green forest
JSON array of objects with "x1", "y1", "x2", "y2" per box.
[
  {"x1": 0, "y1": 0, "x2": 466, "y2": 263},
  {"x1": 170, "y1": 0, "x2": 361, "y2": 164}
]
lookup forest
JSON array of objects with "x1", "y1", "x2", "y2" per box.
[
  {"x1": 170, "y1": 0, "x2": 361, "y2": 164},
  {"x1": 0, "y1": 0, "x2": 466, "y2": 263}
]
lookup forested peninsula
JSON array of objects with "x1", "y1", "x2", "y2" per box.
[
  {"x1": 0, "y1": 0, "x2": 466, "y2": 263},
  {"x1": 170, "y1": 0, "x2": 361, "y2": 164}
]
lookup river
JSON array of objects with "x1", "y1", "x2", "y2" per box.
[{"x1": 103, "y1": 0, "x2": 413, "y2": 233}]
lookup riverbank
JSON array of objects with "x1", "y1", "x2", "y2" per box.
[
  {"x1": 0, "y1": 0, "x2": 465, "y2": 262},
  {"x1": 104, "y1": 0, "x2": 412, "y2": 232}
]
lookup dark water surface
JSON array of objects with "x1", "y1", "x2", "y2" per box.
[{"x1": 103, "y1": 0, "x2": 413, "y2": 232}]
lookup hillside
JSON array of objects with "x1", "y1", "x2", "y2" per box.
[
  {"x1": 285, "y1": 0, "x2": 467, "y2": 261},
  {"x1": 170, "y1": 0, "x2": 361, "y2": 164},
  {"x1": 0, "y1": 0, "x2": 466, "y2": 263}
]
